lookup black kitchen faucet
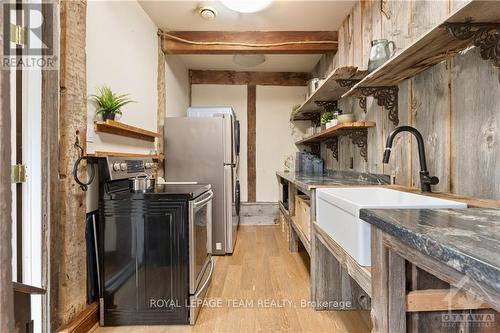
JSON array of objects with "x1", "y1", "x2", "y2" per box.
[{"x1": 382, "y1": 126, "x2": 439, "y2": 192}]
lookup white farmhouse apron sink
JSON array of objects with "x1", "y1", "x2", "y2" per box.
[{"x1": 316, "y1": 187, "x2": 467, "y2": 266}]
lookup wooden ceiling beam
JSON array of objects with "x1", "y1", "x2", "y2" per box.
[
  {"x1": 189, "y1": 70, "x2": 310, "y2": 86},
  {"x1": 161, "y1": 31, "x2": 338, "y2": 54}
]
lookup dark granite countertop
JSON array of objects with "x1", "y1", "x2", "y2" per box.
[
  {"x1": 360, "y1": 208, "x2": 500, "y2": 295},
  {"x1": 276, "y1": 170, "x2": 390, "y2": 191}
]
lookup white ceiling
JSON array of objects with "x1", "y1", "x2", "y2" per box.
[
  {"x1": 171, "y1": 54, "x2": 322, "y2": 72},
  {"x1": 139, "y1": 1, "x2": 355, "y2": 31},
  {"x1": 139, "y1": 0, "x2": 354, "y2": 72}
]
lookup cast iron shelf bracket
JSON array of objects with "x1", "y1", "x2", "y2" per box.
[
  {"x1": 357, "y1": 86, "x2": 399, "y2": 126},
  {"x1": 325, "y1": 137, "x2": 339, "y2": 161},
  {"x1": 348, "y1": 129, "x2": 368, "y2": 162},
  {"x1": 303, "y1": 112, "x2": 321, "y2": 127},
  {"x1": 337, "y1": 79, "x2": 367, "y2": 112},
  {"x1": 442, "y1": 22, "x2": 500, "y2": 67},
  {"x1": 315, "y1": 100, "x2": 339, "y2": 113}
]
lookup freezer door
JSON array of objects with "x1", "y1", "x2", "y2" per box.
[{"x1": 165, "y1": 117, "x2": 227, "y2": 254}]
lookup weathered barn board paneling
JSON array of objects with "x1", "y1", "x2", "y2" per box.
[
  {"x1": 314, "y1": 0, "x2": 500, "y2": 200},
  {"x1": 55, "y1": 0, "x2": 88, "y2": 328},
  {"x1": 451, "y1": 47, "x2": 500, "y2": 199}
]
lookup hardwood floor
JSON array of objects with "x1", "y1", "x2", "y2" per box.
[{"x1": 95, "y1": 225, "x2": 372, "y2": 333}]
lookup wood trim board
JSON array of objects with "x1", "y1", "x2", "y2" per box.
[
  {"x1": 161, "y1": 31, "x2": 338, "y2": 54},
  {"x1": 55, "y1": 302, "x2": 98, "y2": 333}
]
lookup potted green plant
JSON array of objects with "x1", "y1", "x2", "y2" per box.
[
  {"x1": 320, "y1": 112, "x2": 333, "y2": 128},
  {"x1": 90, "y1": 86, "x2": 136, "y2": 121}
]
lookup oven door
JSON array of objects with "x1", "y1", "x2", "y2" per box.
[{"x1": 189, "y1": 190, "x2": 213, "y2": 294}]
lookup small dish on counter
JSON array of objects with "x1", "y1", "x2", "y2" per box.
[{"x1": 338, "y1": 114, "x2": 355, "y2": 124}]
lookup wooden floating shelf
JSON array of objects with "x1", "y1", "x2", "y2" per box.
[
  {"x1": 343, "y1": 0, "x2": 500, "y2": 97},
  {"x1": 94, "y1": 120, "x2": 161, "y2": 142},
  {"x1": 292, "y1": 66, "x2": 368, "y2": 120},
  {"x1": 296, "y1": 121, "x2": 375, "y2": 145},
  {"x1": 88, "y1": 151, "x2": 164, "y2": 160}
]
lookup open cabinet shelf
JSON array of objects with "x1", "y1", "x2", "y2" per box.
[
  {"x1": 292, "y1": 66, "x2": 368, "y2": 121},
  {"x1": 296, "y1": 121, "x2": 375, "y2": 145},
  {"x1": 343, "y1": 0, "x2": 500, "y2": 97},
  {"x1": 87, "y1": 151, "x2": 164, "y2": 160},
  {"x1": 94, "y1": 120, "x2": 161, "y2": 142}
]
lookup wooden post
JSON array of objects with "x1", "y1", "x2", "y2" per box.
[
  {"x1": 247, "y1": 85, "x2": 256, "y2": 202},
  {"x1": 55, "y1": 0, "x2": 88, "y2": 328},
  {"x1": 388, "y1": 251, "x2": 406, "y2": 333},
  {"x1": 0, "y1": 2, "x2": 14, "y2": 331},
  {"x1": 42, "y1": 1, "x2": 60, "y2": 330},
  {"x1": 157, "y1": 33, "x2": 166, "y2": 178},
  {"x1": 370, "y1": 228, "x2": 389, "y2": 333}
]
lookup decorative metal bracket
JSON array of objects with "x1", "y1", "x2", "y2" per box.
[
  {"x1": 336, "y1": 79, "x2": 368, "y2": 113},
  {"x1": 358, "y1": 86, "x2": 399, "y2": 126},
  {"x1": 336, "y1": 79, "x2": 361, "y2": 89},
  {"x1": 303, "y1": 112, "x2": 321, "y2": 127},
  {"x1": 442, "y1": 22, "x2": 500, "y2": 67},
  {"x1": 310, "y1": 143, "x2": 321, "y2": 157},
  {"x1": 348, "y1": 129, "x2": 368, "y2": 162},
  {"x1": 315, "y1": 100, "x2": 339, "y2": 113},
  {"x1": 358, "y1": 97, "x2": 367, "y2": 113},
  {"x1": 325, "y1": 137, "x2": 339, "y2": 161}
]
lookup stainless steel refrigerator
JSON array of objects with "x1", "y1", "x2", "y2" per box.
[{"x1": 165, "y1": 107, "x2": 240, "y2": 254}]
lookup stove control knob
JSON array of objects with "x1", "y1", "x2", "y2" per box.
[
  {"x1": 120, "y1": 163, "x2": 127, "y2": 171},
  {"x1": 112, "y1": 163, "x2": 121, "y2": 171},
  {"x1": 145, "y1": 162, "x2": 152, "y2": 169}
]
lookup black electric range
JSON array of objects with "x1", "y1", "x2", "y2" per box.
[{"x1": 97, "y1": 157, "x2": 214, "y2": 326}]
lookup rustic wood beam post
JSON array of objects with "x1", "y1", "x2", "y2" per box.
[
  {"x1": 247, "y1": 85, "x2": 256, "y2": 202},
  {"x1": 42, "y1": 1, "x2": 60, "y2": 330},
  {"x1": 0, "y1": 2, "x2": 14, "y2": 331},
  {"x1": 157, "y1": 32, "x2": 166, "y2": 178},
  {"x1": 55, "y1": 0, "x2": 88, "y2": 328}
]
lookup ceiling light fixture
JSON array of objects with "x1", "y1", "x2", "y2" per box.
[
  {"x1": 233, "y1": 54, "x2": 266, "y2": 67},
  {"x1": 221, "y1": 0, "x2": 273, "y2": 13},
  {"x1": 198, "y1": 6, "x2": 218, "y2": 20}
]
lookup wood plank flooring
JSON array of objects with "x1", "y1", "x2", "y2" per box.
[{"x1": 95, "y1": 225, "x2": 372, "y2": 333}]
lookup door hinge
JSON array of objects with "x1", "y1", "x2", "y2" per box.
[
  {"x1": 10, "y1": 23, "x2": 27, "y2": 46},
  {"x1": 12, "y1": 164, "x2": 27, "y2": 184}
]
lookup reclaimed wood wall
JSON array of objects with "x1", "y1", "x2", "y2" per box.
[{"x1": 313, "y1": 0, "x2": 500, "y2": 200}]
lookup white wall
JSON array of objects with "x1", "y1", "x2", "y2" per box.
[
  {"x1": 256, "y1": 86, "x2": 307, "y2": 202},
  {"x1": 165, "y1": 56, "x2": 190, "y2": 117},
  {"x1": 191, "y1": 84, "x2": 307, "y2": 203},
  {"x1": 86, "y1": 1, "x2": 160, "y2": 212},
  {"x1": 86, "y1": 0, "x2": 158, "y2": 155},
  {"x1": 191, "y1": 85, "x2": 248, "y2": 202}
]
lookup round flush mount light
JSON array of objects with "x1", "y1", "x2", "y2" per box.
[
  {"x1": 198, "y1": 6, "x2": 217, "y2": 20},
  {"x1": 233, "y1": 54, "x2": 266, "y2": 67},
  {"x1": 221, "y1": 0, "x2": 273, "y2": 13}
]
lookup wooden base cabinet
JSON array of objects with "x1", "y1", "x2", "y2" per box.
[{"x1": 370, "y1": 228, "x2": 499, "y2": 333}]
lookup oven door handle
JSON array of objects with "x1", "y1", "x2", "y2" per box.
[
  {"x1": 194, "y1": 190, "x2": 214, "y2": 208},
  {"x1": 194, "y1": 257, "x2": 215, "y2": 298}
]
